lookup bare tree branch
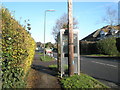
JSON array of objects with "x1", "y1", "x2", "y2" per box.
[
  {"x1": 52, "y1": 13, "x2": 79, "y2": 42},
  {"x1": 102, "y1": 6, "x2": 118, "y2": 26}
]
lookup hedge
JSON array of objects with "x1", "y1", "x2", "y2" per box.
[
  {"x1": 96, "y1": 37, "x2": 120, "y2": 56},
  {"x1": 80, "y1": 41, "x2": 98, "y2": 55},
  {"x1": 80, "y1": 37, "x2": 120, "y2": 56},
  {"x1": 1, "y1": 8, "x2": 36, "y2": 88}
]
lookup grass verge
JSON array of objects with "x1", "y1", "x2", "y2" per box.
[
  {"x1": 48, "y1": 65, "x2": 109, "y2": 88},
  {"x1": 39, "y1": 52, "x2": 44, "y2": 55},
  {"x1": 60, "y1": 74, "x2": 109, "y2": 88},
  {"x1": 84, "y1": 54, "x2": 119, "y2": 57},
  {"x1": 40, "y1": 55, "x2": 54, "y2": 62},
  {"x1": 35, "y1": 52, "x2": 43, "y2": 55},
  {"x1": 48, "y1": 65, "x2": 57, "y2": 71}
]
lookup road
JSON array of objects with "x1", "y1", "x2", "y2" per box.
[
  {"x1": 80, "y1": 56, "x2": 120, "y2": 88},
  {"x1": 52, "y1": 52, "x2": 120, "y2": 88}
]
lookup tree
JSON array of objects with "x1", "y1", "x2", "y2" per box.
[
  {"x1": 102, "y1": 6, "x2": 118, "y2": 26},
  {"x1": 45, "y1": 42, "x2": 54, "y2": 48},
  {"x1": 52, "y1": 13, "x2": 78, "y2": 42}
]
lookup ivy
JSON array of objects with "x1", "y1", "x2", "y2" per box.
[{"x1": 1, "y1": 7, "x2": 36, "y2": 88}]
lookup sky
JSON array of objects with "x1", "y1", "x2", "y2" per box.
[{"x1": 2, "y1": 1, "x2": 118, "y2": 43}]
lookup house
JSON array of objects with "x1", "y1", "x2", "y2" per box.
[
  {"x1": 36, "y1": 42, "x2": 44, "y2": 53},
  {"x1": 81, "y1": 25, "x2": 120, "y2": 42}
]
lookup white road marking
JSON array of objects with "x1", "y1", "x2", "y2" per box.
[
  {"x1": 106, "y1": 64, "x2": 117, "y2": 68},
  {"x1": 91, "y1": 61, "x2": 117, "y2": 68},
  {"x1": 92, "y1": 61, "x2": 106, "y2": 65}
]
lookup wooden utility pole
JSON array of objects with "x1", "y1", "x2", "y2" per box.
[{"x1": 68, "y1": 0, "x2": 74, "y2": 76}]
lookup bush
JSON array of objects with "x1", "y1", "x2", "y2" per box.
[
  {"x1": 96, "y1": 37, "x2": 120, "y2": 56},
  {"x1": 80, "y1": 37, "x2": 120, "y2": 56},
  {"x1": 1, "y1": 8, "x2": 36, "y2": 88}
]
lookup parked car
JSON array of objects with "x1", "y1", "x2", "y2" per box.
[{"x1": 45, "y1": 48, "x2": 52, "y2": 53}]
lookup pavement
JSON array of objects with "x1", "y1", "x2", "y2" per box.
[
  {"x1": 27, "y1": 52, "x2": 120, "y2": 88},
  {"x1": 26, "y1": 52, "x2": 61, "y2": 88}
]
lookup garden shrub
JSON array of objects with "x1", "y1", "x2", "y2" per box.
[
  {"x1": 1, "y1": 8, "x2": 36, "y2": 88},
  {"x1": 80, "y1": 37, "x2": 120, "y2": 56},
  {"x1": 96, "y1": 37, "x2": 120, "y2": 56}
]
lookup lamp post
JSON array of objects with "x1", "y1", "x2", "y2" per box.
[{"x1": 44, "y1": 10, "x2": 55, "y2": 59}]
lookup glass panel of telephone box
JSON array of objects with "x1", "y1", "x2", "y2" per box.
[{"x1": 59, "y1": 29, "x2": 80, "y2": 77}]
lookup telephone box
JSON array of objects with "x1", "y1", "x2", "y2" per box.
[{"x1": 58, "y1": 29, "x2": 80, "y2": 77}]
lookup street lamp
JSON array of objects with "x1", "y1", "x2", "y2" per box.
[{"x1": 44, "y1": 9, "x2": 55, "y2": 59}]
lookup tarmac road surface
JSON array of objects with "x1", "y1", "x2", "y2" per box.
[{"x1": 80, "y1": 56, "x2": 120, "y2": 88}]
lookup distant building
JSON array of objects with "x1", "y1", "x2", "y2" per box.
[{"x1": 36, "y1": 42, "x2": 44, "y2": 53}]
